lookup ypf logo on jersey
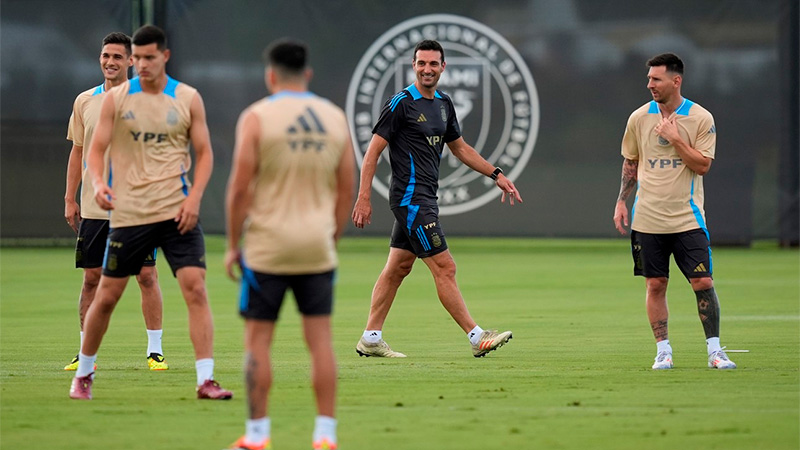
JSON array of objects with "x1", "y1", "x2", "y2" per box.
[{"x1": 346, "y1": 14, "x2": 540, "y2": 215}]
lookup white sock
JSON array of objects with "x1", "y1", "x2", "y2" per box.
[
  {"x1": 76, "y1": 352, "x2": 97, "y2": 378},
  {"x1": 313, "y1": 415, "x2": 337, "y2": 444},
  {"x1": 146, "y1": 329, "x2": 163, "y2": 355},
  {"x1": 195, "y1": 358, "x2": 214, "y2": 385},
  {"x1": 656, "y1": 340, "x2": 672, "y2": 353},
  {"x1": 468, "y1": 326, "x2": 484, "y2": 346},
  {"x1": 245, "y1": 417, "x2": 270, "y2": 445},
  {"x1": 363, "y1": 330, "x2": 382, "y2": 343},
  {"x1": 706, "y1": 337, "x2": 721, "y2": 354}
]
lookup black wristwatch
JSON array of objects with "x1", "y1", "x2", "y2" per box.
[{"x1": 489, "y1": 167, "x2": 503, "y2": 181}]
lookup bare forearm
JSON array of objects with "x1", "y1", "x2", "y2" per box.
[
  {"x1": 225, "y1": 188, "x2": 251, "y2": 249},
  {"x1": 452, "y1": 145, "x2": 493, "y2": 176},
  {"x1": 65, "y1": 146, "x2": 83, "y2": 201},
  {"x1": 617, "y1": 158, "x2": 638, "y2": 202},
  {"x1": 189, "y1": 148, "x2": 214, "y2": 200},
  {"x1": 672, "y1": 140, "x2": 711, "y2": 175}
]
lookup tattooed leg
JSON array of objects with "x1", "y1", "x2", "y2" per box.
[
  {"x1": 645, "y1": 277, "x2": 669, "y2": 342},
  {"x1": 650, "y1": 319, "x2": 669, "y2": 342},
  {"x1": 694, "y1": 287, "x2": 720, "y2": 339}
]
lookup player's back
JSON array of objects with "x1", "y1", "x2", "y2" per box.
[{"x1": 244, "y1": 92, "x2": 349, "y2": 275}]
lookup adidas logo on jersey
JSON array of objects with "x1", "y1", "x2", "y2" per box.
[
  {"x1": 287, "y1": 107, "x2": 327, "y2": 151},
  {"x1": 417, "y1": 113, "x2": 427, "y2": 122},
  {"x1": 121, "y1": 110, "x2": 136, "y2": 120},
  {"x1": 694, "y1": 263, "x2": 707, "y2": 272}
]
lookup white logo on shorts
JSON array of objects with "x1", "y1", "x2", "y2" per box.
[{"x1": 346, "y1": 14, "x2": 540, "y2": 215}]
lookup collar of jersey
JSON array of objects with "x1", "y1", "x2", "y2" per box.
[
  {"x1": 128, "y1": 76, "x2": 179, "y2": 98},
  {"x1": 267, "y1": 90, "x2": 315, "y2": 102},
  {"x1": 406, "y1": 83, "x2": 442, "y2": 100}
]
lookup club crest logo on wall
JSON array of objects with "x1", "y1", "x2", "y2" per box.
[{"x1": 346, "y1": 14, "x2": 540, "y2": 215}]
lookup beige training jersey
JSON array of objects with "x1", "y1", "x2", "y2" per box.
[
  {"x1": 106, "y1": 76, "x2": 195, "y2": 227},
  {"x1": 621, "y1": 98, "x2": 716, "y2": 234},
  {"x1": 243, "y1": 91, "x2": 349, "y2": 275},
  {"x1": 66, "y1": 83, "x2": 111, "y2": 220}
]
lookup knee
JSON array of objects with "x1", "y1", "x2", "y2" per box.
[
  {"x1": 83, "y1": 269, "x2": 101, "y2": 290},
  {"x1": 646, "y1": 277, "x2": 668, "y2": 296},
  {"x1": 135, "y1": 268, "x2": 158, "y2": 290},
  {"x1": 183, "y1": 281, "x2": 208, "y2": 306},
  {"x1": 690, "y1": 277, "x2": 713, "y2": 291}
]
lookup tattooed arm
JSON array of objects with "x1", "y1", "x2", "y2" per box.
[{"x1": 613, "y1": 158, "x2": 639, "y2": 235}]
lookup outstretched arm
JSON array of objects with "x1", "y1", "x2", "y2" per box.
[
  {"x1": 613, "y1": 158, "x2": 638, "y2": 235},
  {"x1": 447, "y1": 137, "x2": 523, "y2": 205}
]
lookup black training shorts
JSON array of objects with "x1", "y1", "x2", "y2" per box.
[
  {"x1": 238, "y1": 264, "x2": 335, "y2": 321},
  {"x1": 76, "y1": 218, "x2": 155, "y2": 269},
  {"x1": 390, "y1": 204, "x2": 448, "y2": 258},
  {"x1": 631, "y1": 228, "x2": 713, "y2": 279},
  {"x1": 103, "y1": 219, "x2": 205, "y2": 278}
]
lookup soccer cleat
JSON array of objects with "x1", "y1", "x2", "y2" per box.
[
  {"x1": 313, "y1": 437, "x2": 338, "y2": 450},
  {"x1": 708, "y1": 348, "x2": 737, "y2": 369},
  {"x1": 64, "y1": 354, "x2": 96, "y2": 371},
  {"x1": 652, "y1": 350, "x2": 673, "y2": 370},
  {"x1": 69, "y1": 373, "x2": 94, "y2": 400},
  {"x1": 147, "y1": 353, "x2": 169, "y2": 371},
  {"x1": 224, "y1": 436, "x2": 271, "y2": 450},
  {"x1": 471, "y1": 330, "x2": 513, "y2": 357},
  {"x1": 197, "y1": 379, "x2": 233, "y2": 400},
  {"x1": 356, "y1": 337, "x2": 406, "y2": 357},
  {"x1": 64, "y1": 355, "x2": 79, "y2": 371}
]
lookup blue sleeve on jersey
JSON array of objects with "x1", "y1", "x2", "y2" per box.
[
  {"x1": 372, "y1": 94, "x2": 404, "y2": 140},
  {"x1": 444, "y1": 95, "x2": 461, "y2": 142}
]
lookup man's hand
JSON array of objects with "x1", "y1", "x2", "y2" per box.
[
  {"x1": 352, "y1": 197, "x2": 372, "y2": 228},
  {"x1": 496, "y1": 175, "x2": 523, "y2": 205},
  {"x1": 65, "y1": 199, "x2": 81, "y2": 233},
  {"x1": 175, "y1": 195, "x2": 201, "y2": 234},
  {"x1": 654, "y1": 117, "x2": 681, "y2": 144},
  {"x1": 224, "y1": 246, "x2": 242, "y2": 281},
  {"x1": 93, "y1": 184, "x2": 115, "y2": 211},
  {"x1": 613, "y1": 200, "x2": 629, "y2": 235}
]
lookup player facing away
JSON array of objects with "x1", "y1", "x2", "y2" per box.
[
  {"x1": 69, "y1": 25, "x2": 232, "y2": 400},
  {"x1": 351, "y1": 40, "x2": 522, "y2": 358},
  {"x1": 613, "y1": 52, "x2": 736, "y2": 370},
  {"x1": 224, "y1": 39, "x2": 355, "y2": 450},
  {"x1": 64, "y1": 31, "x2": 168, "y2": 373}
]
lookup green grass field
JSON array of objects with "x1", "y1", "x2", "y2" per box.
[{"x1": 1, "y1": 237, "x2": 798, "y2": 450}]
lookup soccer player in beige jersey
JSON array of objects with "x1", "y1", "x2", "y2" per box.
[
  {"x1": 613, "y1": 53, "x2": 736, "y2": 370},
  {"x1": 69, "y1": 25, "x2": 232, "y2": 400},
  {"x1": 224, "y1": 39, "x2": 355, "y2": 450},
  {"x1": 64, "y1": 31, "x2": 168, "y2": 373}
]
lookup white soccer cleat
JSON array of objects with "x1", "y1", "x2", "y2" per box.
[
  {"x1": 652, "y1": 350, "x2": 673, "y2": 370},
  {"x1": 471, "y1": 330, "x2": 513, "y2": 357},
  {"x1": 708, "y1": 348, "x2": 737, "y2": 369},
  {"x1": 356, "y1": 337, "x2": 407, "y2": 357}
]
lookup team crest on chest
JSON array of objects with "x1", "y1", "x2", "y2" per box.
[
  {"x1": 166, "y1": 108, "x2": 179, "y2": 126},
  {"x1": 440, "y1": 105, "x2": 447, "y2": 122},
  {"x1": 657, "y1": 135, "x2": 670, "y2": 146}
]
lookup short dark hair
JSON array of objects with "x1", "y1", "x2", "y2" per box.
[
  {"x1": 102, "y1": 32, "x2": 131, "y2": 55},
  {"x1": 647, "y1": 53, "x2": 684, "y2": 75},
  {"x1": 132, "y1": 25, "x2": 167, "y2": 51},
  {"x1": 413, "y1": 40, "x2": 445, "y2": 63},
  {"x1": 264, "y1": 38, "x2": 308, "y2": 75}
]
